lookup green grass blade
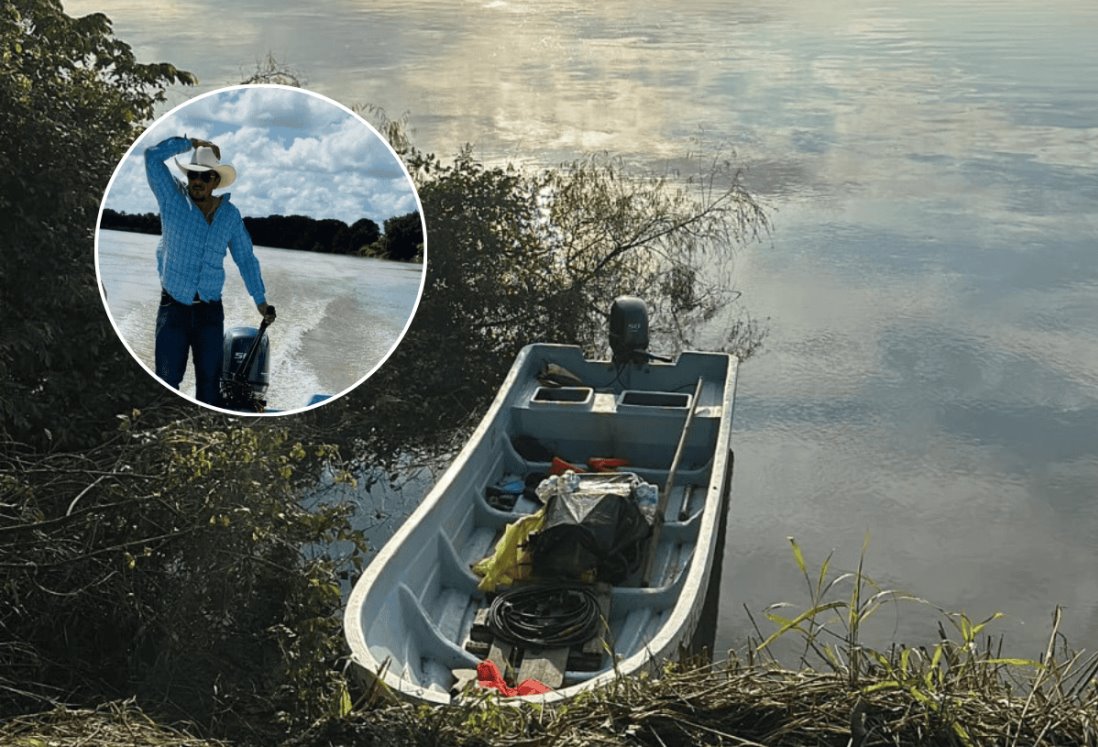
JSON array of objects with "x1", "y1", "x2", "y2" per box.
[
  {"x1": 862, "y1": 680, "x2": 900, "y2": 694},
  {"x1": 756, "y1": 600, "x2": 846, "y2": 652},
  {"x1": 951, "y1": 721, "x2": 974, "y2": 747},
  {"x1": 788, "y1": 536, "x2": 808, "y2": 575},
  {"x1": 925, "y1": 643, "x2": 944, "y2": 690},
  {"x1": 817, "y1": 550, "x2": 833, "y2": 597},
  {"x1": 984, "y1": 658, "x2": 1045, "y2": 668},
  {"x1": 821, "y1": 571, "x2": 855, "y2": 598},
  {"x1": 970, "y1": 611, "x2": 1005, "y2": 638}
]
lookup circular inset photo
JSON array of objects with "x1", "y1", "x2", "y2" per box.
[{"x1": 95, "y1": 84, "x2": 426, "y2": 415}]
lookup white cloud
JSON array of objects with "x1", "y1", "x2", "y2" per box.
[{"x1": 103, "y1": 86, "x2": 419, "y2": 227}]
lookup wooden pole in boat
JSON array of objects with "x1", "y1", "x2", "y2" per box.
[{"x1": 642, "y1": 377, "x2": 705, "y2": 587}]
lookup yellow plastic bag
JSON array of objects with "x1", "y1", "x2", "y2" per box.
[{"x1": 471, "y1": 508, "x2": 546, "y2": 592}]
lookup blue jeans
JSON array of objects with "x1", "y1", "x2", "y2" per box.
[{"x1": 155, "y1": 291, "x2": 224, "y2": 405}]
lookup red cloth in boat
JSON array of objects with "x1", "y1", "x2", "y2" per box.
[{"x1": 475, "y1": 660, "x2": 552, "y2": 697}]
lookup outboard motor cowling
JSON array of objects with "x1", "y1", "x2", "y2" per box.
[
  {"x1": 220, "y1": 326, "x2": 270, "y2": 410},
  {"x1": 609, "y1": 296, "x2": 650, "y2": 364}
]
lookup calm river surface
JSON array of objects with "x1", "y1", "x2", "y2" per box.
[{"x1": 69, "y1": 0, "x2": 1098, "y2": 658}]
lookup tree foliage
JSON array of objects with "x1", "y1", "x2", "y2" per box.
[
  {"x1": 242, "y1": 214, "x2": 385, "y2": 256},
  {"x1": 239, "y1": 51, "x2": 305, "y2": 88},
  {"x1": 307, "y1": 143, "x2": 768, "y2": 464},
  {"x1": 98, "y1": 208, "x2": 161, "y2": 234},
  {"x1": 0, "y1": 0, "x2": 195, "y2": 448},
  {"x1": 100, "y1": 210, "x2": 393, "y2": 257},
  {"x1": 378, "y1": 210, "x2": 424, "y2": 261},
  {"x1": 340, "y1": 217, "x2": 382, "y2": 255}
]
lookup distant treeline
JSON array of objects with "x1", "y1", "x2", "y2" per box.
[{"x1": 100, "y1": 208, "x2": 424, "y2": 262}]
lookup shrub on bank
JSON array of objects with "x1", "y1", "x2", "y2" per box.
[{"x1": 0, "y1": 413, "x2": 362, "y2": 741}]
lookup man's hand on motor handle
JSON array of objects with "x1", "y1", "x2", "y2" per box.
[{"x1": 257, "y1": 303, "x2": 277, "y2": 324}]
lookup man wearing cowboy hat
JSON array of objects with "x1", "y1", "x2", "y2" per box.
[{"x1": 144, "y1": 135, "x2": 275, "y2": 406}]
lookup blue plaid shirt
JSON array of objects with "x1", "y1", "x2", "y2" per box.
[{"x1": 145, "y1": 136, "x2": 266, "y2": 306}]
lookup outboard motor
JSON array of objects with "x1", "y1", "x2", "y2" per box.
[
  {"x1": 220, "y1": 325, "x2": 271, "y2": 411},
  {"x1": 609, "y1": 296, "x2": 651, "y2": 364}
]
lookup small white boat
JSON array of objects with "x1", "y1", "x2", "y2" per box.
[{"x1": 344, "y1": 300, "x2": 738, "y2": 704}]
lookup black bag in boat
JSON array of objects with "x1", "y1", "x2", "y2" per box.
[{"x1": 528, "y1": 489, "x2": 651, "y2": 583}]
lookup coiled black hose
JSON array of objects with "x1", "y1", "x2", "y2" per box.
[{"x1": 487, "y1": 584, "x2": 601, "y2": 649}]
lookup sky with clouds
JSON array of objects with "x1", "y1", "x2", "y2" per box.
[{"x1": 103, "y1": 85, "x2": 421, "y2": 228}]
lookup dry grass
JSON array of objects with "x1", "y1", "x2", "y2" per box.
[
  {"x1": 5, "y1": 529, "x2": 1096, "y2": 747},
  {"x1": 6, "y1": 617, "x2": 1097, "y2": 747},
  {"x1": 285, "y1": 613, "x2": 1098, "y2": 747},
  {"x1": 0, "y1": 700, "x2": 227, "y2": 747},
  {"x1": 296, "y1": 536, "x2": 1098, "y2": 747}
]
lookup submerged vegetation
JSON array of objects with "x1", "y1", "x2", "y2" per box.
[{"x1": 4, "y1": 3, "x2": 1095, "y2": 746}]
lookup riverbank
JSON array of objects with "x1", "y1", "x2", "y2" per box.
[
  {"x1": 3, "y1": 416, "x2": 1095, "y2": 746},
  {"x1": 4, "y1": 621, "x2": 1095, "y2": 747}
]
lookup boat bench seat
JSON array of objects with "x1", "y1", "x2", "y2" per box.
[{"x1": 509, "y1": 391, "x2": 721, "y2": 470}]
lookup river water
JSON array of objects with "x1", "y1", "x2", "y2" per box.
[
  {"x1": 97, "y1": 229, "x2": 424, "y2": 412},
  {"x1": 69, "y1": 0, "x2": 1098, "y2": 659}
]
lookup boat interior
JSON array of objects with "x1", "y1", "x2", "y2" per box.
[{"x1": 348, "y1": 345, "x2": 734, "y2": 701}]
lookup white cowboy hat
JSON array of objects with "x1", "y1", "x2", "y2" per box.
[{"x1": 174, "y1": 146, "x2": 236, "y2": 189}]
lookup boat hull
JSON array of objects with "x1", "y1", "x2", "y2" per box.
[{"x1": 344, "y1": 343, "x2": 738, "y2": 704}]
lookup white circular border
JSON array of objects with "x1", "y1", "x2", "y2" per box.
[{"x1": 94, "y1": 83, "x2": 428, "y2": 417}]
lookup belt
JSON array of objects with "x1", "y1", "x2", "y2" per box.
[{"x1": 161, "y1": 290, "x2": 222, "y2": 305}]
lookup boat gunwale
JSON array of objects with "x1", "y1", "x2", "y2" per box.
[{"x1": 344, "y1": 343, "x2": 739, "y2": 705}]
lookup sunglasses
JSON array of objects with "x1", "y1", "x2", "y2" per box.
[{"x1": 186, "y1": 170, "x2": 217, "y2": 183}]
